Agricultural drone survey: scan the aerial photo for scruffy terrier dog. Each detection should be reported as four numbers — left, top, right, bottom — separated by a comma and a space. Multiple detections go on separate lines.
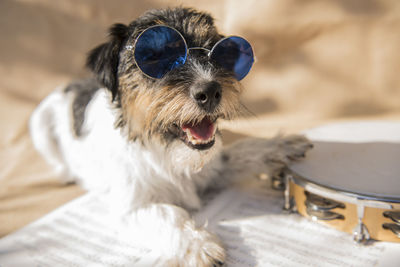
30, 7, 312, 266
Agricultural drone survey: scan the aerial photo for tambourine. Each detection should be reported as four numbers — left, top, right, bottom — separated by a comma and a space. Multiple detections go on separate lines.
283, 121, 400, 243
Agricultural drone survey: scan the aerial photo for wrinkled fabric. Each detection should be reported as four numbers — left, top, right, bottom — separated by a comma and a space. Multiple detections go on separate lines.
1, 0, 400, 236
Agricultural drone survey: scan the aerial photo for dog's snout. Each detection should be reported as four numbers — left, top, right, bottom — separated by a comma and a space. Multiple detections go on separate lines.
191, 81, 222, 112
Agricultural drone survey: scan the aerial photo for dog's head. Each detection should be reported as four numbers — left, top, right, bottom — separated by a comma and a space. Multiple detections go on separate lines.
87, 8, 253, 155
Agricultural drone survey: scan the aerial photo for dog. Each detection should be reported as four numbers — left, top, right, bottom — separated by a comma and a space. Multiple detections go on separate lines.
30, 7, 312, 266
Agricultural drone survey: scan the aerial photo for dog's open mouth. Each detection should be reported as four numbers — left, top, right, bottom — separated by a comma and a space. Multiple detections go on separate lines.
180, 117, 217, 150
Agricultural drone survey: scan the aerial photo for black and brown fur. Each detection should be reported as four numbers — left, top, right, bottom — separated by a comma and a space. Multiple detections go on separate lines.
84, 7, 246, 145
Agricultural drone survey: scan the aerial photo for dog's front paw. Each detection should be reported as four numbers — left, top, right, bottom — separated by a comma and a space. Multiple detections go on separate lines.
278, 134, 313, 162
263, 134, 313, 173
165, 228, 225, 267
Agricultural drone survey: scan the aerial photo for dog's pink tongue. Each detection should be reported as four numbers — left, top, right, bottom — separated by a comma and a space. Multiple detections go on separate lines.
183, 118, 215, 141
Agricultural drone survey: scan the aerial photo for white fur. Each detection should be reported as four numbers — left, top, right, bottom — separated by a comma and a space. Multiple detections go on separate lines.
30, 86, 311, 266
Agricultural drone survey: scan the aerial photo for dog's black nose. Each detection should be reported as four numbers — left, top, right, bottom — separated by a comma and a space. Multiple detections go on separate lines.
190, 81, 222, 112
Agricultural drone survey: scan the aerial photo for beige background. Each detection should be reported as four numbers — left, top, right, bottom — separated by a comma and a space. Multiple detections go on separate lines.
1, 0, 400, 236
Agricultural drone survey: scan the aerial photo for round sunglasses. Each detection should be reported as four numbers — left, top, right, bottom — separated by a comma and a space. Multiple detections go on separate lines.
126, 25, 255, 80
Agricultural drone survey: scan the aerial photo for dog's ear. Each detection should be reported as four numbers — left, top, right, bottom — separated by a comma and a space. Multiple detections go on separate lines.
86, 23, 129, 100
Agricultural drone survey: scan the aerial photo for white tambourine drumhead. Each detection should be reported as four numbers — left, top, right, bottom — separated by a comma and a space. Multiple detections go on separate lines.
289, 121, 400, 202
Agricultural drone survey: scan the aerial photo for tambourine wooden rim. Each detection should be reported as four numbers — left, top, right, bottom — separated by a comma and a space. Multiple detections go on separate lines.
284, 164, 400, 244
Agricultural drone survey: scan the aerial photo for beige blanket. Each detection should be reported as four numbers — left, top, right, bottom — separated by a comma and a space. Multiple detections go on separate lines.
1, 0, 399, 237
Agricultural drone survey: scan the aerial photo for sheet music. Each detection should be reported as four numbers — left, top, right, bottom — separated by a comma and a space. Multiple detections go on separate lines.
1, 178, 399, 267
0, 194, 160, 267
196, 179, 400, 267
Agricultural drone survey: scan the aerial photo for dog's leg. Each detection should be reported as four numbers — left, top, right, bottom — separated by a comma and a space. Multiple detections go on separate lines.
199, 135, 313, 189
120, 203, 225, 267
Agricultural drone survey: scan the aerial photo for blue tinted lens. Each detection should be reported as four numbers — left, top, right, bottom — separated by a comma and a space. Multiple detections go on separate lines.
134, 26, 187, 78
210, 36, 254, 80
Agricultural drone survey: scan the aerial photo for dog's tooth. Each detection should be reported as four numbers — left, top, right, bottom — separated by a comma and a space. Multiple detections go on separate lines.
186, 130, 194, 141
192, 139, 199, 145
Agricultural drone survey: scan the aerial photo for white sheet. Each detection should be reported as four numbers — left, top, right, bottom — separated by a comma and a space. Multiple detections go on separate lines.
1, 178, 399, 267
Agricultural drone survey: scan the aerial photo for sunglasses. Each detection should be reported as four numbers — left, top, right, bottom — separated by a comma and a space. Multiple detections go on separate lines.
127, 25, 255, 80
